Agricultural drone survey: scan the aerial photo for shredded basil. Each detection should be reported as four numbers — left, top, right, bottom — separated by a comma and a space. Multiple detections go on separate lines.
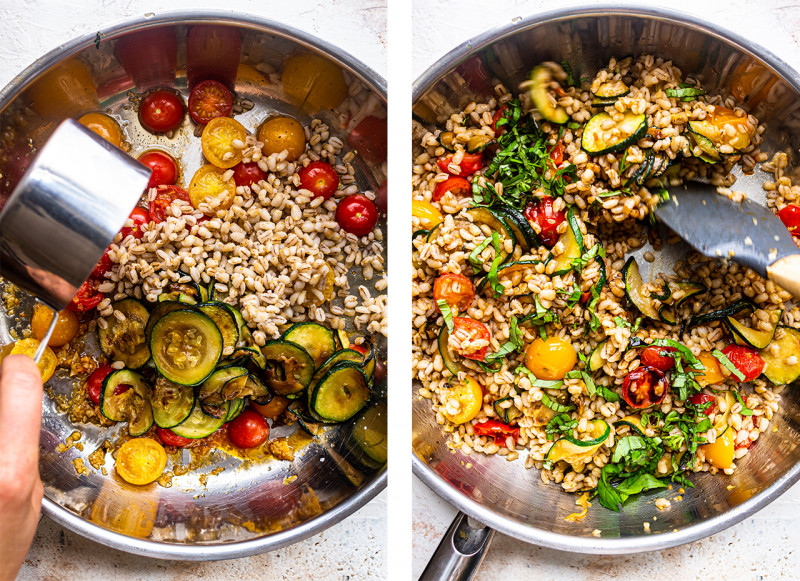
541, 393, 575, 413
468, 236, 493, 269
666, 87, 706, 101
598, 384, 620, 402
486, 232, 505, 297
517, 365, 565, 389
567, 121, 581, 130
484, 316, 524, 364
545, 413, 578, 441
437, 300, 454, 333
571, 243, 605, 274
565, 369, 597, 397
711, 348, 746, 381
731, 389, 754, 416
561, 60, 577, 87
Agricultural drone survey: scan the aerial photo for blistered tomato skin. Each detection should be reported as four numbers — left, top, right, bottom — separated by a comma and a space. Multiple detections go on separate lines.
621, 367, 669, 409
524, 196, 566, 248
228, 409, 269, 448
450, 317, 491, 361
721, 345, 765, 382
432, 177, 471, 202
86, 364, 114, 405
433, 273, 475, 314
640, 346, 677, 372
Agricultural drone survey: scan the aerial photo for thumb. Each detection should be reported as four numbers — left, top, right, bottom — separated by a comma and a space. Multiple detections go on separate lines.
0, 355, 44, 473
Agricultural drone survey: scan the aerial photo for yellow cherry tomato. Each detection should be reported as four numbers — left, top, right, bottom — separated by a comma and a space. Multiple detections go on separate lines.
78, 112, 122, 147
412, 200, 443, 230
236, 63, 268, 87
697, 352, 725, 387
201, 117, 246, 169
7, 338, 57, 382
443, 377, 483, 425
281, 53, 348, 112
525, 337, 577, 380
252, 396, 290, 420
28, 58, 98, 119
115, 438, 168, 485
31, 304, 80, 347
189, 164, 235, 215
257, 116, 306, 161
702, 426, 735, 470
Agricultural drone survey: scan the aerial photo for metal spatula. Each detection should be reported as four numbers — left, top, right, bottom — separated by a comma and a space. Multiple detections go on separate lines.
655, 182, 800, 300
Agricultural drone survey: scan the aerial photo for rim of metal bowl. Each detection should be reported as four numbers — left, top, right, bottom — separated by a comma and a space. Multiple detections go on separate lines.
1, 10, 386, 560
412, 3, 800, 554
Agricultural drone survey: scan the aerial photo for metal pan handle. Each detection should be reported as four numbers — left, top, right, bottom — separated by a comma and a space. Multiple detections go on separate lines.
419, 511, 495, 581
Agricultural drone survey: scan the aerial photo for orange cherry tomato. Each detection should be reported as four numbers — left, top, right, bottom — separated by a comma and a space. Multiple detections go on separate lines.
432, 177, 471, 202
697, 352, 725, 387
78, 112, 122, 147
188, 164, 235, 215
524, 337, 577, 380
115, 438, 167, 485
258, 116, 306, 161
433, 273, 474, 314
31, 304, 80, 347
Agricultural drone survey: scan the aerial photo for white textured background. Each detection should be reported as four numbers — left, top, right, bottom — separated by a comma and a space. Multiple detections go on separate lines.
0, 1, 387, 580
412, 1, 800, 579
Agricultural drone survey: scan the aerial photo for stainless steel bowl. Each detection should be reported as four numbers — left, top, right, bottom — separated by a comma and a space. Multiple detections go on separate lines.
413, 6, 800, 554
0, 11, 386, 560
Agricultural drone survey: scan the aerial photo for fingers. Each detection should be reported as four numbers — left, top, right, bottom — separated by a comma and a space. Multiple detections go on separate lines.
0, 355, 44, 474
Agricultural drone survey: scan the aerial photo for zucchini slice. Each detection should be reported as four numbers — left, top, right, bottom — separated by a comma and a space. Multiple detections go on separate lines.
492, 206, 539, 251
198, 366, 248, 406
494, 260, 543, 295
98, 298, 151, 369
466, 207, 515, 265
312, 349, 365, 386
231, 345, 267, 370
544, 419, 610, 466
615, 415, 646, 437
100, 369, 153, 437
581, 111, 647, 155
282, 322, 336, 368
528, 63, 569, 124
150, 310, 223, 386
552, 208, 584, 274
225, 398, 245, 422
664, 281, 707, 307
308, 362, 370, 423
622, 257, 660, 320
151, 376, 195, 429
438, 326, 466, 375
170, 403, 226, 439
687, 123, 721, 163
334, 329, 350, 350
197, 302, 239, 354
688, 300, 755, 328
260, 340, 315, 397
587, 340, 607, 372
145, 301, 195, 343
760, 326, 800, 385
593, 80, 629, 100
492, 396, 522, 424
351, 403, 387, 465
725, 309, 782, 350
359, 337, 376, 381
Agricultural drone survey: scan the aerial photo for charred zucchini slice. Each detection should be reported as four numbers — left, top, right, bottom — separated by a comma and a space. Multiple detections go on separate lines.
351, 403, 387, 465
312, 349, 365, 386
760, 326, 800, 385
592, 80, 629, 100
438, 325, 466, 375
198, 366, 248, 406
587, 340, 608, 373
100, 369, 153, 437
725, 309, 782, 350
466, 207, 515, 264
98, 298, 151, 369
308, 362, 370, 423
358, 337, 377, 381
544, 419, 610, 466
688, 300, 755, 328
492, 206, 539, 251
260, 340, 315, 397
197, 302, 239, 355
282, 322, 336, 368
581, 111, 647, 155
150, 310, 223, 385
552, 208, 584, 274
528, 63, 569, 124
687, 123, 721, 163
225, 398, 246, 422
170, 402, 226, 439
622, 257, 660, 320
145, 301, 195, 343
151, 376, 195, 429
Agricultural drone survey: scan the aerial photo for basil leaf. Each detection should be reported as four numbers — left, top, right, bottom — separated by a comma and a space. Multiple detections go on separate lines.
666, 87, 706, 101
486, 232, 505, 297
711, 348, 746, 381
731, 389, 754, 416
612, 435, 647, 463
468, 236, 494, 269
541, 393, 575, 413
614, 472, 668, 497
517, 366, 565, 389
437, 299, 454, 333
598, 384, 620, 402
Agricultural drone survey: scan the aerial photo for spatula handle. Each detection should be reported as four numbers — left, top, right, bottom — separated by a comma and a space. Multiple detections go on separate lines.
767, 254, 800, 301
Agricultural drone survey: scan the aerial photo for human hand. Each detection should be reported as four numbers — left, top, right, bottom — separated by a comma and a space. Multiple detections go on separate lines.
0, 355, 44, 581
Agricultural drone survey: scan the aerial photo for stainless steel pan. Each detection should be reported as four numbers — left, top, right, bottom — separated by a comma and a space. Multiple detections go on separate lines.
413, 6, 800, 575
0, 11, 386, 560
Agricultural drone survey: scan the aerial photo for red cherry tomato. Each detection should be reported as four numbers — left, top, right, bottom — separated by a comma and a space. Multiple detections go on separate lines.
491, 106, 509, 137
139, 150, 178, 188
349, 344, 368, 356
622, 366, 669, 409
139, 89, 185, 133
472, 419, 519, 448
157, 427, 195, 448
721, 345, 765, 382
347, 115, 387, 164
232, 162, 266, 188
299, 161, 339, 200
640, 345, 677, 372
336, 194, 379, 237
455, 55, 494, 95
149, 185, 191, 223
450, 317, 491, 361
523, 196, 566, 248
689, 393, 716, 416
432, 177, 471, 202
68, 279, 104, 312
187, 79, 233, 125
86, 364, 114, 405
120, 207, 151, 240
549, 142, 565, 167
437, 152, 484, 177
433, 273, 475, 314
228, 409, 269, 449
777, 204, 800, 238
91, 249, 113, 279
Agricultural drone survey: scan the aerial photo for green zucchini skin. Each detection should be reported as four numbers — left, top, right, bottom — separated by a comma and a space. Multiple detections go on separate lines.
587, 340, 607, 372
492, 206, 539, 251
761, 326, 800, 385
98, 298, 151, 369
725, 309, 782, 350
466, 207, 516, 265
151, 376, 195, 429
581, 111, 647, 155
592, 80, 629, 100
149, 309, 223, 386
308, 362, 370, 423
687, 300, 755, 328
552, 208, 584, 275
622, 257, 660, 320
198, 302, 240, 354
170, 403, 226, 439
282, 322, 336, 368
259, 340, 316, 398
529, 63, 569, 124
438, 326, 466, 375
100, 369, 153, 437
145, 301, 195, 343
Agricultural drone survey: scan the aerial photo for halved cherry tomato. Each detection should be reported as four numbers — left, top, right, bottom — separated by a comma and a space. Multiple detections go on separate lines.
412, 200, 443, 230
432, 177, 471, 202
472, 419, 519, 448
450, 317, 491, 361
437, 152, 483, 177
149, 185, 191, 223
201, 117, 246, 169
703, 426, 735, 469
491, 106, 509, 136
188, 80, 233, 125
299, 161, 339, 199
777, 204, 800, 238
524, 196, 565, 248
689, 393, 716, 416
120, 207, 151, 240
91, 249, 113, 279
433, 273, 474, 314
86, 364, 114, 405
549, 141, 565, 168
347, 115, 387, 164
336, 194, 378, 237
139, 89, 184, 133
442, 377, 484, 424
622, 367, 669, 409
251, 396, 290, 420
7, 339, 57, 383
228, 409, 269, 449
68, 279, 103, 312
721, 345, 765, 382
232, 162, 266, 188
189, 165, 236, 215
258, 116, 306, 161
116, 438, 168, 485
31, 304, 79, 347
78, 112, 122, 147
525, 337, 576, 380
156, 427, 194, 448
138, 150, 178, 188
640, 345, 677, 372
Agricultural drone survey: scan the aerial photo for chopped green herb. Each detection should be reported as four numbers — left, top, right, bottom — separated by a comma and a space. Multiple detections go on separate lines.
437, 300, 454, 333
541, 393, 575, 413
517, 365, 565, 389
468, 236, 494, 269
711, 348, 746, 381
731, 389, 754, 416
666, 87, 706, 101
486, 232, 505, 297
